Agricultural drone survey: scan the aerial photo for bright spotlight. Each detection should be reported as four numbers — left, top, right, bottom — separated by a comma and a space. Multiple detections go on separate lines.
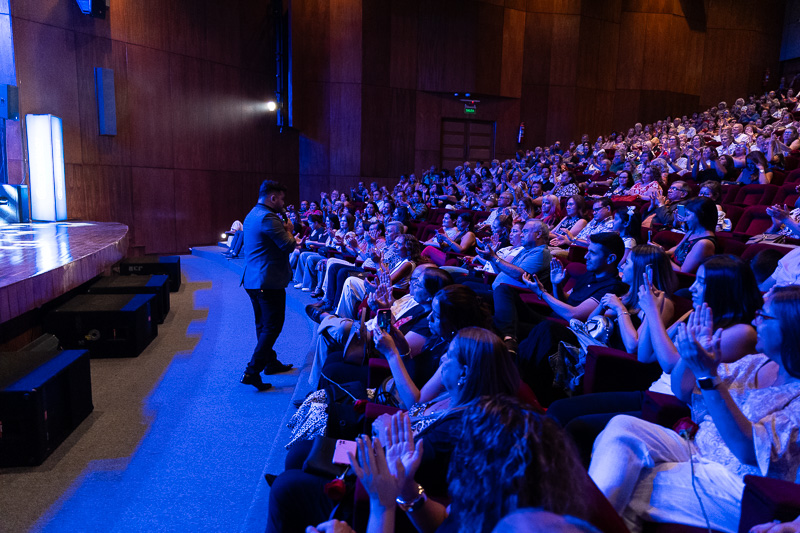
266, 101, 277, 112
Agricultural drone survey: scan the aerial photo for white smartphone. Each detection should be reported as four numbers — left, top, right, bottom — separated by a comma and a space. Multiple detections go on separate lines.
332, 439, 357, 465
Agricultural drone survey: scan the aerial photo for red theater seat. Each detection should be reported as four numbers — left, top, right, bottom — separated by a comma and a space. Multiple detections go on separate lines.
731, 184, 779, 207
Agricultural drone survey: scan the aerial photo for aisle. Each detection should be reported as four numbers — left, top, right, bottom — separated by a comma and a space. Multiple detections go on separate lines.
0, 255, 314, 533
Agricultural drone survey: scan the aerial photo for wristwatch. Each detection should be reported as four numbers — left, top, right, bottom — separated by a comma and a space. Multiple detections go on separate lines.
696, 376, 722, 390
396, 484, 427, 512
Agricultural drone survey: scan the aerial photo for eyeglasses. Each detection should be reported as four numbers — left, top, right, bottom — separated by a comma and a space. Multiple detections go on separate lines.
755, 309, 777, 321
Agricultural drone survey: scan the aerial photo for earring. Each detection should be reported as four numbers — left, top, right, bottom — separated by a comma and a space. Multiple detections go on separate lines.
457, 376, 466, 387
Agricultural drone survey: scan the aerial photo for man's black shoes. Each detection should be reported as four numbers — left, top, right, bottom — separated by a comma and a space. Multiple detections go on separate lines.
264, 361, 294, 375
241, 372, 272, 391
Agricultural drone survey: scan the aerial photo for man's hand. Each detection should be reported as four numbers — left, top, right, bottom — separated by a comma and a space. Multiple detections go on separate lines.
550, 258, 566, 285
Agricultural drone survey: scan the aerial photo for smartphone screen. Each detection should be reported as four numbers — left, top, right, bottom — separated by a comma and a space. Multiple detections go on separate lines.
377, 309, 391, 329
645, 264, 654, 285
677, 205, 687, 218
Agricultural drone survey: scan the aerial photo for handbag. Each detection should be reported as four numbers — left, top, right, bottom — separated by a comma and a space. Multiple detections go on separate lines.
342, 307, 370, 365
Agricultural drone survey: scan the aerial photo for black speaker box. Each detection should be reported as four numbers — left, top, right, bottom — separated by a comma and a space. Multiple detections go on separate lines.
120, 256, 181, 292
0, 348, 93, 467
87, 274, 170, 324
45, 294, 157, 358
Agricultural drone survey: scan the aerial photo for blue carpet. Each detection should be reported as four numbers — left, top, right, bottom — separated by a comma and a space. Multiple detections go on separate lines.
18, 254, 317, 532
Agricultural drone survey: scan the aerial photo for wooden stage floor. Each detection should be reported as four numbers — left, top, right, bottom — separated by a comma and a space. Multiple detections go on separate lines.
0, 222, 129, 324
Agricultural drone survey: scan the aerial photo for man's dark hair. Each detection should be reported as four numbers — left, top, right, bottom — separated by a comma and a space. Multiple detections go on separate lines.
593, 197, 613, 211
750, 248, 784, 285
259, 180, 287, 198
307, 213, 323, 225
421, 267, 454, 297
589, 232, 625, 267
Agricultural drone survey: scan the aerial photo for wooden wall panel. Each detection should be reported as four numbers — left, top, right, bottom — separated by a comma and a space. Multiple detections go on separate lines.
174, 169, 213, 251
549, 15, 580, 87
389, 88, 416, 175
500, 7, 525, 98
64, 164, 86, 220
620, 0, 674, 14
526, 0, 581, 14
298, 81, 331, 176
361, 0, 390, 87
126, 44, 174, 168
131, 167, 176, 254
331, 0, 362, 84
204, 0, 241, 67
74, 33, 130, 167
520, 84, 550, 148
170, 54, 209, 170
13, 19, 82, 164
206, 61, 244, 172
114, 0, 171, 51
330, 83, 362, 177
168, 0, 207, 59
80, 165, 134, 230
360, 85, 391, 177
241, 70, 275, 174
474, 2, 503, 96
389, 0, 419, 90
615, 11, 645, 90
414, 91, 442, 152
523, 13, 553, 86
545, 86, 576, 145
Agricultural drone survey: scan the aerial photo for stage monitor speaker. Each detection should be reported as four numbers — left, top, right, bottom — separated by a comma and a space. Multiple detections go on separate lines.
45, 294, 157, 358
94, 68, 116, 135
0, 349, 93, 467
0, 184, 29, 225
0, 84, 19, 120
120, 256, 181, 292
87, 274, 170, 324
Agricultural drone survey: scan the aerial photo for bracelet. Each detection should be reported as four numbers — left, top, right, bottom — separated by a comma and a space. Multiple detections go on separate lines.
396, 485, 427, 512
619, 311, 630, 316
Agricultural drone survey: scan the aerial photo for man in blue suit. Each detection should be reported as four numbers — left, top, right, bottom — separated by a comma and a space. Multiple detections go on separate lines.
240, 180, 297, 390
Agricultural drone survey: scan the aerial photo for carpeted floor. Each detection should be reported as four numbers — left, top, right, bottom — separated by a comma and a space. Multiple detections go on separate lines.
0, 253, 318, 532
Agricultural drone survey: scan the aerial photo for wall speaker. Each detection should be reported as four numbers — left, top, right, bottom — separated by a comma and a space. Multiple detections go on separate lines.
0, 84, 18, 120
94, 68, 116, 136
75, 0, 106, 19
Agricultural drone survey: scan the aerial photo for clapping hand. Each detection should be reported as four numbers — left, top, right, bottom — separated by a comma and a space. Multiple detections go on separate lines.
600, 293, 626, 316
384, 412, 423, 498
766, 204, 791, 223
522, 272, 546, 297
348, 435, 404, 509
675, 303, 723, 379
550, 258, 566, 285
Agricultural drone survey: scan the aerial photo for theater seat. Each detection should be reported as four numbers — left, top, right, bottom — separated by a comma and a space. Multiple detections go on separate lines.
740, 242, 792, 263
721, 204, 744, 230
731, 184, 779, 207
785, 168, 800, 184
773, 184, 800, 207
731, 206, 774, 239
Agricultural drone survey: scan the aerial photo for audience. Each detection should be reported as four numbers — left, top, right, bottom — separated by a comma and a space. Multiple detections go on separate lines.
242, 85, 800, 532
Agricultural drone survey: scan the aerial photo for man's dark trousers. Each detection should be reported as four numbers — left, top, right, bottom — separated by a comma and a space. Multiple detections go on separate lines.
245, 288, 286, 374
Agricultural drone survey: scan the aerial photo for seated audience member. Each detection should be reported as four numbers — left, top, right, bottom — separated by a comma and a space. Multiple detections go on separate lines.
589, 286, 800, 533
350, 396, 593, 533
423, 213, 470, 251
405, 190, 429, 222
656, 197, 718, 273
551, 170, 581, 197
567, 198, 616, 247
612, 206, 643, 262
266, 327, 519, 533
643, 180, 692, 230
476, 219, 552, 294
519, 244, 674, 406
698, 180, 730, 231
750, 248, 787, 291
497, 232, 628, 351
549, 195, 588, 248
549, 254, 761, 463
736, 151, 773, 185
290, 213, 325, 268
605, 171, 635, 197
293, 214, 340, 289
305, 266, 452, 386
334, 233, 420, 319
629, 167, 663, 201
477, 191, 517, 231
537, 194, 562, 229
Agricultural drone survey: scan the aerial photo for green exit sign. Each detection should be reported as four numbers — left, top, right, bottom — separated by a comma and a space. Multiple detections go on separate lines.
464, 106, 476, 114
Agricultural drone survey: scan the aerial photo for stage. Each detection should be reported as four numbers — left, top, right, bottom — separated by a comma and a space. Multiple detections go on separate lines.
0, 222, 129, 324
